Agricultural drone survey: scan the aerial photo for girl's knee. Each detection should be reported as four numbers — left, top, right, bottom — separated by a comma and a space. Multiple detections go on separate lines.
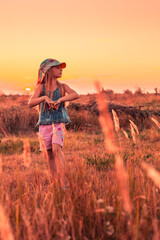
52, 144, 61, 155
47, 148, 53, 158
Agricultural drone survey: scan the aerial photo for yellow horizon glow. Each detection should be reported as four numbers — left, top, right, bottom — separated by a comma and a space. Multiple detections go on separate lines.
25, 88, 31, 91
0, 0, 160, 94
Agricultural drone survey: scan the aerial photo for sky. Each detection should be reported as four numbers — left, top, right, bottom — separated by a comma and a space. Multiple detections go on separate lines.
0, 0, 160, 95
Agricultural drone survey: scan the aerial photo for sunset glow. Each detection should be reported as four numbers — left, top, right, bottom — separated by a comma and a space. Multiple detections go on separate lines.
25, 88, 31, 91
0, 0, 160, 94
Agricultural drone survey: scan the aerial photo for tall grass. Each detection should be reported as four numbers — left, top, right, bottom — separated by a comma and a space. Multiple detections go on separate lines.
0, 91, 159, 239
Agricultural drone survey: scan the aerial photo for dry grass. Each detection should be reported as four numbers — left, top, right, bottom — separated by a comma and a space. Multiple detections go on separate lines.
0, 91, 160, 239
0, 125, 160, 239
0, 93, 160, 135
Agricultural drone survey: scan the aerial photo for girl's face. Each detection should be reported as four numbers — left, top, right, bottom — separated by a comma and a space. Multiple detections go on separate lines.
50, 65, 63, 78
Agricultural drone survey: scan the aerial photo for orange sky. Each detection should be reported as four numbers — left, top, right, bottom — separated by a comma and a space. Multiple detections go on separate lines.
0, 0, 160, 94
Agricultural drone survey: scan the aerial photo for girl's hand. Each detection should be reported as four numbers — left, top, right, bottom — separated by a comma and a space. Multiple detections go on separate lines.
50, 98, 62, 109
53, 99, 62, 106
44, 96, 51, 104
44, 96, 54, 109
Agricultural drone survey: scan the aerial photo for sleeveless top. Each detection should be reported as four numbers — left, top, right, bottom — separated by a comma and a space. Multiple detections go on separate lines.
36, 84, 71, 126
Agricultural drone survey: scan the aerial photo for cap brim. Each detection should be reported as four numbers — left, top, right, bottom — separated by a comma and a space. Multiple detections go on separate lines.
59, 62, 66, 69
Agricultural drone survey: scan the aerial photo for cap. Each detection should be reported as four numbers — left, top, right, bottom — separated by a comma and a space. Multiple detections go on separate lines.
37, 58, 66, 84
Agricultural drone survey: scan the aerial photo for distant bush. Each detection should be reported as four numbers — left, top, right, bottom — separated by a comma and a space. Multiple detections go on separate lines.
154, 87, 160, 95
104, 89, 114, 94
134, 87, 144, 95
67, 109, 88, 131
124, 89, 132, 95
8, 94, 18, 101
67, 108, 100, 132
0, 106, 38, 134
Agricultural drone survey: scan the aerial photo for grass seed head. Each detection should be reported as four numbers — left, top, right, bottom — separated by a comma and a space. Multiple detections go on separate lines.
151, 117, 160, 129
130, 123, 136, 143
121, 128, 129, 139
129, 120, 139, 135
142, 162, 160, 189
112, 109, 120, 132
95, 199, 105, 213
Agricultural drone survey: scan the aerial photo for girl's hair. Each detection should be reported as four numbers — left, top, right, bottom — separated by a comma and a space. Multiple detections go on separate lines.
37, 66, 66, 113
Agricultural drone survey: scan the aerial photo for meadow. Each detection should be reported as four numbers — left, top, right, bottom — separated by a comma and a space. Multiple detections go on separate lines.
0, 88, 160, 239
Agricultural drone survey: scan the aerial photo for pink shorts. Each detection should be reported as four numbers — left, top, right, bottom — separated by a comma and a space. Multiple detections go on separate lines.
39, 123, 65, 150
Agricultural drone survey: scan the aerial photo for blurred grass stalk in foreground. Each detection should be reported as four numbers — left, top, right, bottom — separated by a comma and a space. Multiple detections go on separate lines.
95, 81, 132, 216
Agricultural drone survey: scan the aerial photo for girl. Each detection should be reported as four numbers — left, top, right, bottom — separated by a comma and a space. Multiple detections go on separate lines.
28, 58, 79, 187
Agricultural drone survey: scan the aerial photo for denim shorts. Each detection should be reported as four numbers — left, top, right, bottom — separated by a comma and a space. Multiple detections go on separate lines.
39, 123, 65, 150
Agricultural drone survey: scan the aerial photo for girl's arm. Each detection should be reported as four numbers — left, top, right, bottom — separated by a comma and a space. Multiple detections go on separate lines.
60, 84, 79, 102
45, 84, 79, 108
28, 84, 51, 108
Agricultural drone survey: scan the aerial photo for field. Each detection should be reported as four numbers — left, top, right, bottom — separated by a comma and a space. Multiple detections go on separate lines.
0, 89, 160, 239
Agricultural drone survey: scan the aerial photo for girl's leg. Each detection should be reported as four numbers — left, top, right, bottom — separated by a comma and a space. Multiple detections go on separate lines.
47, 148, 57, 178
39, 125, 56, 177
52, 143, 66, 187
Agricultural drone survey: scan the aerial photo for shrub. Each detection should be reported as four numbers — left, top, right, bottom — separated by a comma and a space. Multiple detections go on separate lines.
124, 89, 132, 95
104, 89, 114, 94
134, 87, 143, 95
0, 137, 40, 155
0, 106, 39, 134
